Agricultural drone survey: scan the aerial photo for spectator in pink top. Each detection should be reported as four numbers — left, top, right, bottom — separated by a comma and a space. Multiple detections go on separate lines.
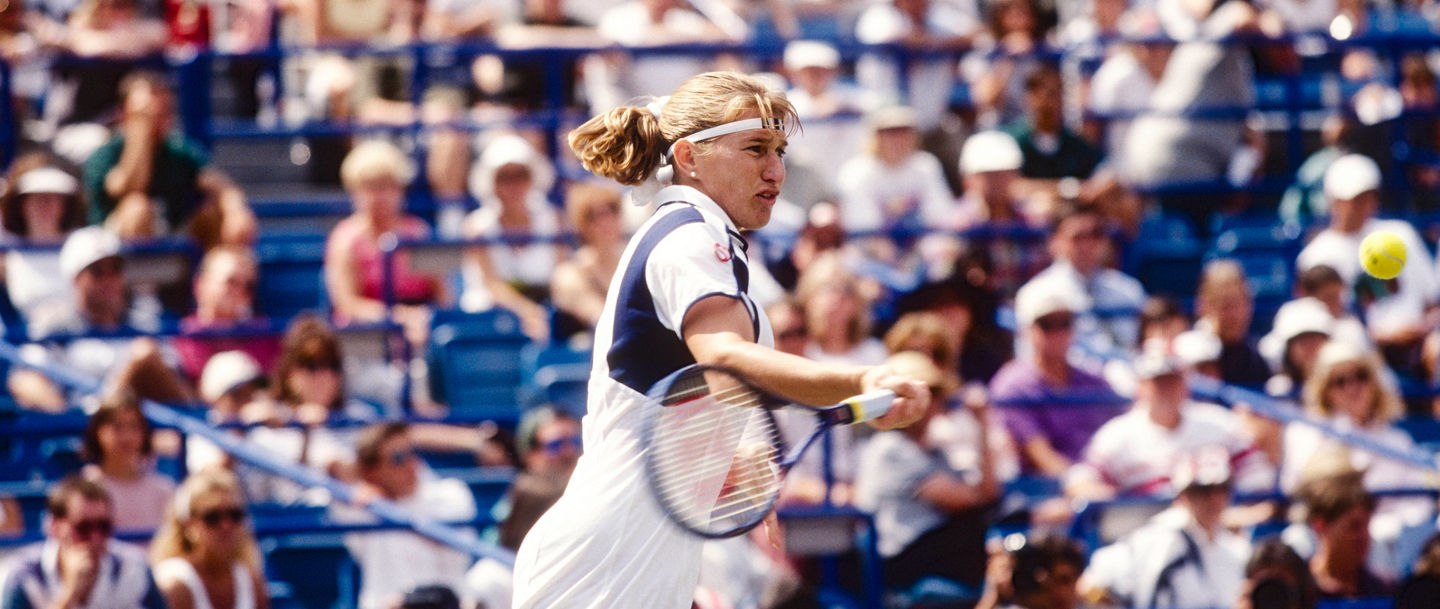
174, 245, 281, 382
325, 140, 450, 341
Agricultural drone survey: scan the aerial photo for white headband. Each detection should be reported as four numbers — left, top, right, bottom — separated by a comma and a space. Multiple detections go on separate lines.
666, 117, 785, 159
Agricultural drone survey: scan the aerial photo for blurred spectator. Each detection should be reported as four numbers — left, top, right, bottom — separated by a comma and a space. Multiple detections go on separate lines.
1025, 202, 1144, 355
241, 315, 379, 503
1293, 469, 1394, 599
1294, 265, 1369, 350
0, 476, 165, 609
835, 106, 955, 264
1173, 329, 1224, 380
186, 350, 266, 474
1297, 154, 1437, 376
41, 0, 167, 158
1281, 340, 1433, 530
285, 0, 418, 119
887, 311, 1022, 483
0, 0, 64, 137
778, 254, 886, 504
960, 0, 1048, 130
855, 0, 977, 132
953, 131, 1049, 298
1124, 0, 1268, 230
1081, 446, 1251, 609
1260, 298, 1334, 399
1085, 10, 1171, 173
582, 0, 734, 112
460, 133, 566, 341
551, 183, 625, 338
0, 154, 88, 325
1194, 259, 1270, 389
1006, 64, 1103, 184
173, 245, 282, 382
856, 352, 998, 590
149, 470, 268, 609
0, 497, 20, 537
990, 275, 1123, 476
894, 273, 1014, 384
1138, 295, 1189, 348
324, 139, 449, 340
1396, 534, 1440, 609
976, 533, 1087, 609
1065, 351, 1274, 501
9, 227, 195, 412
466, 408, 580, 609
82, 71, 256, 249
80, 389, 175, 535
1233, 537, 1320, 609
1398, 54, 1440, 211
342, 422, 477, 609
766, 299, 808, 357
1279, 115, 1354, 225
781, 39, 873, 199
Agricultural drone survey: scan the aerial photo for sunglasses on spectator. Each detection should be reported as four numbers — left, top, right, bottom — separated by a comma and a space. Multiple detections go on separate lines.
298, 361, 340, 372
540, 435, 582, 454
71, 518, 113, 538
1329, 368, 1371, 389
198, 507, 247, 527
1034, 315, 1075, 332
776, 327, 805, 341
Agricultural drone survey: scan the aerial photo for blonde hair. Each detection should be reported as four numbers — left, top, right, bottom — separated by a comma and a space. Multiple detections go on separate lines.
567, 72, 799, 186
1301, 342, 1404, 425
150, 470, 262, 573
795, 252, 871, 345
565, 182, 623, 238
340, 139, 416, 190
884, 311, 959, 373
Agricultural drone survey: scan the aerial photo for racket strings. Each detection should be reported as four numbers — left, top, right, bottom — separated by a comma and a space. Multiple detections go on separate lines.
650, 385, 782, 532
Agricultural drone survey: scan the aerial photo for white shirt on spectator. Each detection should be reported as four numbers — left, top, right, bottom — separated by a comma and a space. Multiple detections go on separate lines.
1280, 415, 1435, 529
1067, 401, 1276, 496
854, 0, 979, 130
339, 471, 478, 609
460, 195, 562, 312
1297, 219, 1438, 337
1087, 49, 1156, 175
586, 2, 719, 111
835, 151, 955, 235
854, 431, 953, 557
1084, 506, 1250, 609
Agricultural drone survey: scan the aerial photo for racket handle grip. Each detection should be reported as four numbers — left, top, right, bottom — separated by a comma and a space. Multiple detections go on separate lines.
841, 390, 896, 424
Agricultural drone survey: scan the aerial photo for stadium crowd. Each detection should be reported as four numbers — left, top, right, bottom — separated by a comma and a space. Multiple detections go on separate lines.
6, 0, 1440, 606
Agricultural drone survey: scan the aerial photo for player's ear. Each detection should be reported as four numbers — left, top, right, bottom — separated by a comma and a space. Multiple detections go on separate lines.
672, 140, 697, 176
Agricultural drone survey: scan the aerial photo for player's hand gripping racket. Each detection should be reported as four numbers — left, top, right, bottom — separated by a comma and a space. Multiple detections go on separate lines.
642, 364, 895, 538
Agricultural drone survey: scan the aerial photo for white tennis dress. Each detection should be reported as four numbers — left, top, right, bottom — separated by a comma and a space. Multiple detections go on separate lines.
512, 186, 772, 609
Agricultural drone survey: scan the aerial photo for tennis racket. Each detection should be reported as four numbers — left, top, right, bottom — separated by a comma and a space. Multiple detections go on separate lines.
642, 363, 895, 538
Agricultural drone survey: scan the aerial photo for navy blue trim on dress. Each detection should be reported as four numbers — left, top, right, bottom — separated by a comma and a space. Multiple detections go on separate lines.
606, 207, 707, 393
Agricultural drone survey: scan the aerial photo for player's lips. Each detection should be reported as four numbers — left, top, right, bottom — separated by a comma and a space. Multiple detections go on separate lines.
756, 188, 779, 204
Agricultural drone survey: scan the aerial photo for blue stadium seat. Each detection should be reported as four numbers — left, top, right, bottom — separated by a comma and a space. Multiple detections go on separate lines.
264, 539, 359, 609
518, 342, 592, 415
429, 309, 533, 422
256, 236, 329, 319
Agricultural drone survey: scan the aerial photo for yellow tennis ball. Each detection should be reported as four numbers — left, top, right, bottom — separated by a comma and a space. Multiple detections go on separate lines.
1359, 230, 1406, 279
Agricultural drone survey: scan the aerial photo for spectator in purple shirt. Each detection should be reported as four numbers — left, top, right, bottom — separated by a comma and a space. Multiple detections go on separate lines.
989, 274, 1124, 477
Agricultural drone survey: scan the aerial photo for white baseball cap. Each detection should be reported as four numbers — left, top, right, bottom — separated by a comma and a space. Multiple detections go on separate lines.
1172, 329, 1222, 367
869, 106, 918, 131
1260, 298, 1334, 367
200, 351, 264, 403
59, 226, 122, 281
1171, 445, 1232, 492
16, 167, 78, 196
960, 131, 1023, 175
783, 40, 840, 71
1323, 154, 1381, 202
1014, 276, 1084, 328
1134, 349, 1183, 379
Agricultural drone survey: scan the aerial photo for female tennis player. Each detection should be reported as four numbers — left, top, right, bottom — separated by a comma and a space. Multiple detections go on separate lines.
510, 71, 930, 609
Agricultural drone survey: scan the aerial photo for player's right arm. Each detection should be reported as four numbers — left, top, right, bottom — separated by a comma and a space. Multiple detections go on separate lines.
682, 295, 927, 430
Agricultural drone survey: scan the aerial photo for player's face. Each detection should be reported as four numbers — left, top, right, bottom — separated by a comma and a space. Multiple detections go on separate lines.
691, 120, 787, 231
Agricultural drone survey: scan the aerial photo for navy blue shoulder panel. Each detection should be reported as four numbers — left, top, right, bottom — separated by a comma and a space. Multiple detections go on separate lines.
607, 207, 708, 393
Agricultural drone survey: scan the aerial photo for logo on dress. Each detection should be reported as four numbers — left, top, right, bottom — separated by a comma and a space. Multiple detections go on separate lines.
714, 243, 732, 262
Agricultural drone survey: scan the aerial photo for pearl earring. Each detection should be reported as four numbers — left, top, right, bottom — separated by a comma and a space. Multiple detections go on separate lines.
690, 171, 697, 178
